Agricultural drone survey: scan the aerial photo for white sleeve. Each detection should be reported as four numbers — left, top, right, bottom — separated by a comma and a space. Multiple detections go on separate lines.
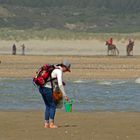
59, 85, 67, 97
52, 69, 67, 97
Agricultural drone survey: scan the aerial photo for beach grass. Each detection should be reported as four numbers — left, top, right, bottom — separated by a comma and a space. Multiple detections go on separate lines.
0, 28, 140, 41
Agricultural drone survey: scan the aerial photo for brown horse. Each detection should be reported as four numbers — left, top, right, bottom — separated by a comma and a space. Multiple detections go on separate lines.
105, 41, 119, 56
126, 41, 134, 56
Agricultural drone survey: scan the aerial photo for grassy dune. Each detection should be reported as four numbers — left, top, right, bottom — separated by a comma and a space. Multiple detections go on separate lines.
0, 28, 140, 41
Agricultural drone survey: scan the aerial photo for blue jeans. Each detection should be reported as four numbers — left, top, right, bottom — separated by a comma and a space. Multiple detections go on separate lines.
39, 87, 56, 122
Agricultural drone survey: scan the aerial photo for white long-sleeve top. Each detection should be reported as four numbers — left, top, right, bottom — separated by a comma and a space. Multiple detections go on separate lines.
44, 66, 67, 97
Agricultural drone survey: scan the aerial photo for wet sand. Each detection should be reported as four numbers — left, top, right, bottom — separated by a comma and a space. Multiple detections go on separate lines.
0, 111, 140, 140
0, 54, 140, 80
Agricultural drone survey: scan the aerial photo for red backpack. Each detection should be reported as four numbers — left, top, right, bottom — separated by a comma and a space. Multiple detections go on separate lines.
33, 64, 55, 87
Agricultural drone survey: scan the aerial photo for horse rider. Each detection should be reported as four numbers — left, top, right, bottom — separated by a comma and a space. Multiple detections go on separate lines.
128, 38, 134, 45
107, 37, 113, 46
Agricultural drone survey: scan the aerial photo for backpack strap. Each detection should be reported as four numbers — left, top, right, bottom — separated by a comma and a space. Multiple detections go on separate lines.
46, 67, 61, 91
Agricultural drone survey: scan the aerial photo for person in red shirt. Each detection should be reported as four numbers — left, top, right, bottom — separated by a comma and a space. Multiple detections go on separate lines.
107, 37, 113, 45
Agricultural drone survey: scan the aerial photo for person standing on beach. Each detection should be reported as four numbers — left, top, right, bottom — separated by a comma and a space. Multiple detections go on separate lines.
21, 44, 25, 55
38, 60, 71, 128
12, 44, 16, 55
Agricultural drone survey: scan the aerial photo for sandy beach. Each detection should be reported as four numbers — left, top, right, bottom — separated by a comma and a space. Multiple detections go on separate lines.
0, 54, 140, 140
0, 39, 140, 55
0, 111, 140, 140
0, 38, 140, 79
0, 54, 140, 79
0, 39, 140, 140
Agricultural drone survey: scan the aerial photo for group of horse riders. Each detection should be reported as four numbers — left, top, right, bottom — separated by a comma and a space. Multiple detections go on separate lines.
106, 37, 135, 56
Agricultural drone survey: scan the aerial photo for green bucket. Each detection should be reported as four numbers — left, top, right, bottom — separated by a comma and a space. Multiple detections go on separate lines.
64, 100, 73, 112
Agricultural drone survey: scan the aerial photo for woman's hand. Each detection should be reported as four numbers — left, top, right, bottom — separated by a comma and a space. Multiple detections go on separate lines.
64, 96, 69, 102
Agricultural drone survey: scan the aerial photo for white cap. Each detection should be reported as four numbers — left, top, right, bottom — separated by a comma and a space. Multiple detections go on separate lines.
62, 60, 71, 72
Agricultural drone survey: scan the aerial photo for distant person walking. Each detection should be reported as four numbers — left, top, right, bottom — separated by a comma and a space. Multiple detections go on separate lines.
12, 44, 16, 55
21, 44, 25, 55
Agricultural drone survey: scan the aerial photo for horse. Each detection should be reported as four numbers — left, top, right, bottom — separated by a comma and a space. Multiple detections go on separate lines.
126, 41, 134, 56
105, 41, 119, 56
